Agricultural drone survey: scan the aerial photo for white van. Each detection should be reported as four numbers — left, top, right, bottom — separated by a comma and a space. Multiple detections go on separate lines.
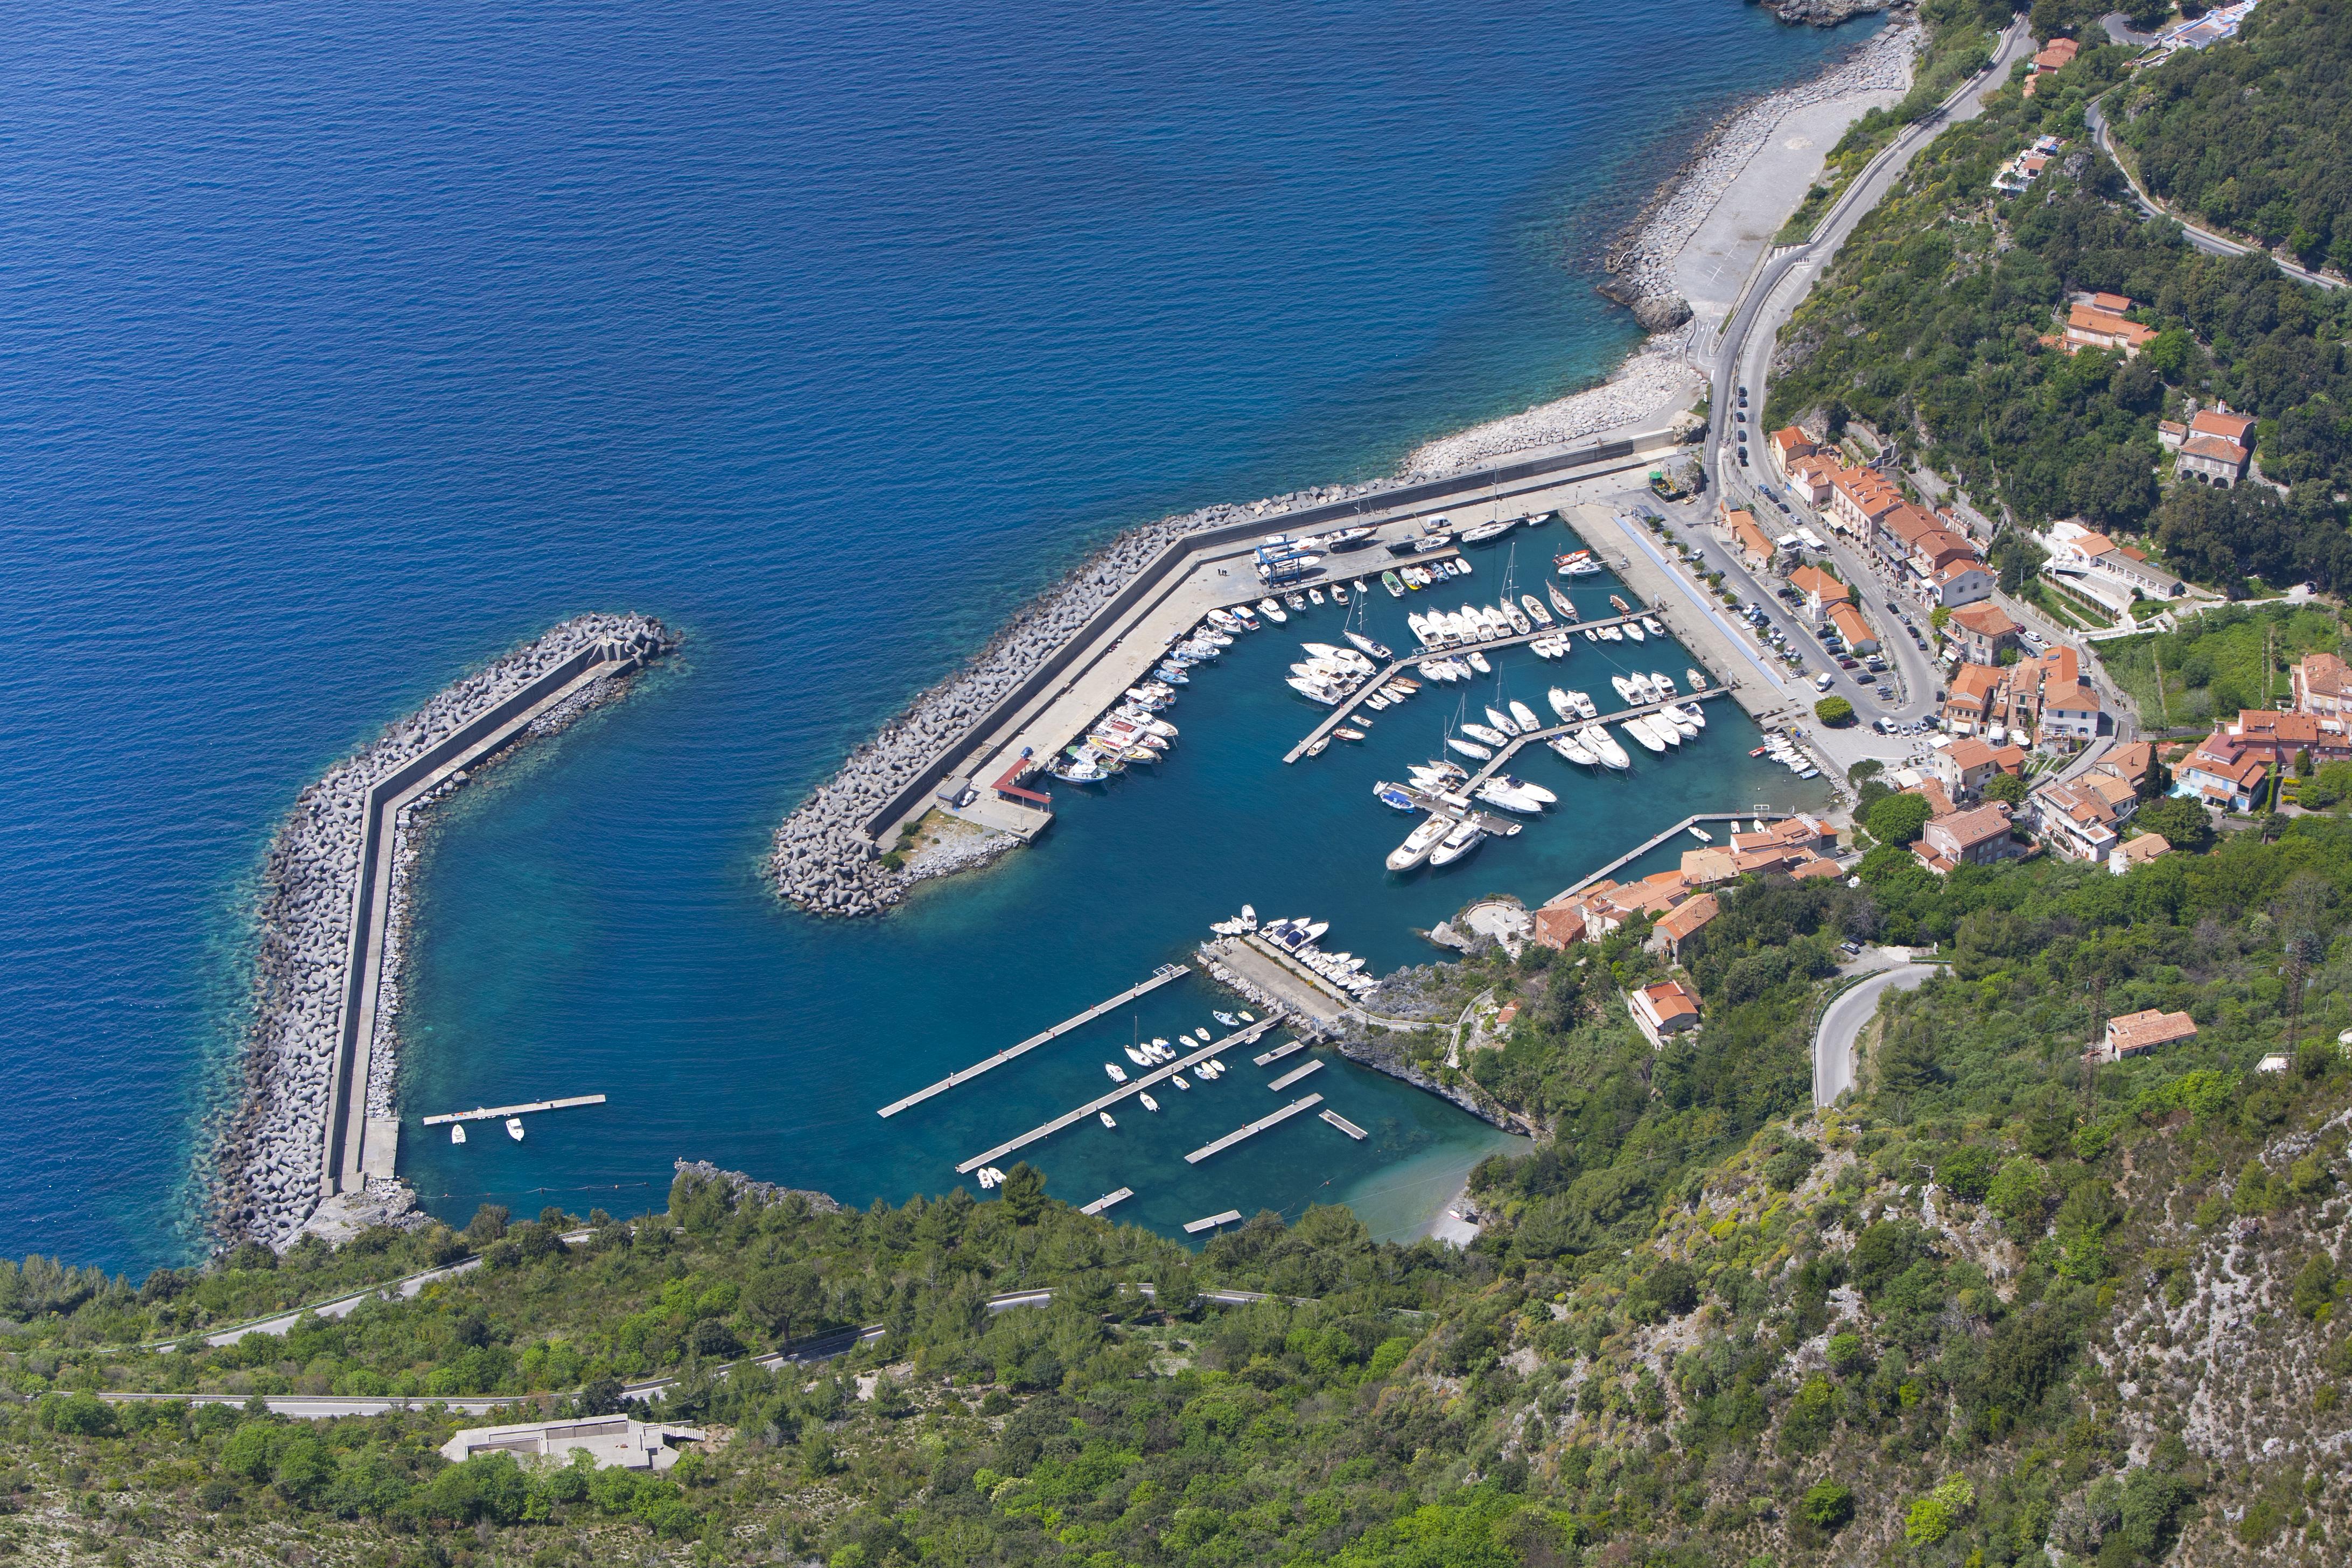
1814, 671, 1836, 692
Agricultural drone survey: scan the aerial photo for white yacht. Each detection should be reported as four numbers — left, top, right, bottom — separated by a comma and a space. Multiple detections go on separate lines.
1105, 1062, 1128, 1083
1461, 722, 1510, 746
1549, 732, 1599, 767
1448, 736, 1494, 761
1509, 699, 1541, 732
1100, 1111, 1117, 1129
1466, 652, 1492, 674
1140, 1094, 1160, 1112
1585, 725, 1630, 769
1387, 814, 1455, 870
450, 1124, 466, 1145
1428, 820, 1486, 867
1257, 597, 1287, 622
1483, 706, 1518, 736
505, 1117, 524, 1142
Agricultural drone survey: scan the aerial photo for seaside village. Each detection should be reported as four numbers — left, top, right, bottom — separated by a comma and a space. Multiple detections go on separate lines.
1497, 411, 2341, 1066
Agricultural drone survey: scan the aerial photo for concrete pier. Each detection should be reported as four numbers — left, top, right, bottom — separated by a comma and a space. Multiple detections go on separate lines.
1253, 1039, 1308, 1068
1267, 1060, 1324, 1092
1079, 1188, 1133, 1216
1184, 1094, 1326, 1164
421, 1095, 606, 1126
875, 964, 1188, 1118
953, 1017, 1280, 1174
1184, 1209, 1244, 1234
1319, 1108, 1368, 1140
1281, 608, 1655, 765
220, 613, 670, 1249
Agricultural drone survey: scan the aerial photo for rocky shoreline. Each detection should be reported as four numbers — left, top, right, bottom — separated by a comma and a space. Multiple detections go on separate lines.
1600, 16, 1918, 327
213, 613, 673, 1250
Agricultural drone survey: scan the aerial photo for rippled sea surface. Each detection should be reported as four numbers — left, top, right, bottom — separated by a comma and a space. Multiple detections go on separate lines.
0, 0, 1866, 1271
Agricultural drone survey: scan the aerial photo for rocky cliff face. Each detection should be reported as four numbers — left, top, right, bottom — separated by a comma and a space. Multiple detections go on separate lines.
1763, 0, 1896, 26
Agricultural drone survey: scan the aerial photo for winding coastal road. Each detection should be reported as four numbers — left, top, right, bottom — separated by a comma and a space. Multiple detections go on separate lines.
2086, 99, 2344, 291
1814, 961, 1939, 1108
1635, 20, 2038, 736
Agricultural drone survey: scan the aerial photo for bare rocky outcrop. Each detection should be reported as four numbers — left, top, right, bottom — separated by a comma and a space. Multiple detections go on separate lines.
671, 1159, 843, 1215
213, 613, 673, 1252
1765, 0, 1896, 26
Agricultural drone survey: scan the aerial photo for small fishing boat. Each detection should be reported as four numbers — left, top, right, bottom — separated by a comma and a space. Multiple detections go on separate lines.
1688, 666, 1707, 692
1139, 1094, 1160, 1112
506, 1117, 524, 1142
1100, 1111, 1117, 1129
1599, 624, 1623, 643
450, 1124, 466, 1145
976, 1168, 997, 1189
1214, 1011, 1239, 1027
1642, 617, 1665, 637
1623, 620, 1646, 642
1688, 824, 1712, 842
1286, 592, 1307, 611
1610, 595, 1632, 615
1230, 604, 1261, 630
1382, 570, 1405, 597
1105, 1063, 1128, 1083
1308, 587, 1325, 605
1172, 1075, 1189, 1089
1258, 597, 1287, 622
1334, 726, 1367, 741
1195, 1027, 1213, 1041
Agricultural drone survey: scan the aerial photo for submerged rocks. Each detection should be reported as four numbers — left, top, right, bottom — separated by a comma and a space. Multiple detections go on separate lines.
215, 613, 672, 1252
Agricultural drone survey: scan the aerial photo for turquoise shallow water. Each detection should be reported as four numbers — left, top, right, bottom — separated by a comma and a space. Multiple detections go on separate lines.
0, 0, 1868, 1270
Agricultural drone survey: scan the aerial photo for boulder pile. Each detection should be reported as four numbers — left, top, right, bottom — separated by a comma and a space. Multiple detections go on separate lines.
214, 613, 672, 1250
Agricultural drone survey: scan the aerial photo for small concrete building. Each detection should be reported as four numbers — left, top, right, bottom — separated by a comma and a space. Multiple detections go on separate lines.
1944, 601, 2020, 666
440, 1418, 706, 1473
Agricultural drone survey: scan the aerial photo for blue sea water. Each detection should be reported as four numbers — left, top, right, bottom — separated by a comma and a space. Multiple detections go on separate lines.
0, 1, 1868, 1275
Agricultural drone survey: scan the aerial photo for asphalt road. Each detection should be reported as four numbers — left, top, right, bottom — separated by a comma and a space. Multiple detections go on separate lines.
1667, 20, 2035, 733
2087, 99, 2344, 291
107, 1282, 1284, 1418
1815, 962, 1939, 1107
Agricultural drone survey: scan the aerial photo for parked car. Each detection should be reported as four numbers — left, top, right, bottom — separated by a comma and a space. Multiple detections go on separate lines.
1855, 671, 1878, 685
1837, 656, 1859, 670
1738, 447, 1749, 465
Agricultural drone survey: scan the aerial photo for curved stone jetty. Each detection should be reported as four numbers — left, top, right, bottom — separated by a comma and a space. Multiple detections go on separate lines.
216, 613, 673, 1249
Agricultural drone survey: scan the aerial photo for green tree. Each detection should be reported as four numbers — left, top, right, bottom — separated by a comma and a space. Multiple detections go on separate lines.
998, 1162, 1048, 1224
744, 1264, 823, 1344
1802, 1480, 1855, 1532
1816, 696, 1856, 726
1988, 1157, 2050, 1233
1984, 772, 2028, 806
2133, 795, 2214, 852
1867, 791, 1934, 846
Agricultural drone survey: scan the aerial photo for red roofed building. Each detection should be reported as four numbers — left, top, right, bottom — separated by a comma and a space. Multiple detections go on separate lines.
1828, 601, 1879, 654
2292, 653, 2352, 718
2175, 734, 2270, 813
1789, 564, 1852, 619
1787, 452, 1840, 506
1914, 801, 2026, 874
2225, 709, 2352, 767
1945, 601, 2020, 665
2063, 303, 2157, 355
1628, 979, 1701, 1046
2101, 1007, 2197, 1060
1827, 466, 1904, 540
1767, 426, 1817, 479
1719, 505, 1776, 571
1933, 736, 2005, 802
1654, 893, 1720, 960
2178, 432, 2249, 486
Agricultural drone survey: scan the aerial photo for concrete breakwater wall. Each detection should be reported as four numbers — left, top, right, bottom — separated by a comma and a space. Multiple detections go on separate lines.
217, 613, 673, 1249
769, 435, 1653, 916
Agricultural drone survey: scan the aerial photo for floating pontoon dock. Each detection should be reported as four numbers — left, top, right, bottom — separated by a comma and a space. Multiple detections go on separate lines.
878, 964, 1188, 1117
953, 1017, 1280, 1174
1282, 607, 1658, 764
1253, 1038, 1307, 1068
1079, 1188, 1133, 1217
1184, 1209, 1244, 1235
1184, 1093, 1326, 1164
1318, 1108, 1368, 1140
1267, 1060, 1324, 1092
422, 1095, 606, 1127
1453, 689, 1734, 792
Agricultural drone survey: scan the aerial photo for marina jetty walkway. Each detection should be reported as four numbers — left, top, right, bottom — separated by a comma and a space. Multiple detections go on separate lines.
1555, 811, 1796, 901
954, 1017, 1280, 1174
1186, 1093, 1325, 1164
1280, 608, 1652, 764
421, 1095, 606, 1127
876, 964, 1188, 1118
879, 429, 1691, 848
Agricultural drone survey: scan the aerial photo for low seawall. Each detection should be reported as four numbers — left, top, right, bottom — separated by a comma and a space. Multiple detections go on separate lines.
771, 432, 1670, 916
216, 613, 673, 1249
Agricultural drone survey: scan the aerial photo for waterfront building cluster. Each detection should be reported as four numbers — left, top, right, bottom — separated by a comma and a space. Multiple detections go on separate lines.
218, 613, 670, 1248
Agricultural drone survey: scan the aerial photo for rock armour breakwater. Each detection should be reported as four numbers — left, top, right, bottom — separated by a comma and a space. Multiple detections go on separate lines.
767, 481, 1396, 917
216, 613, 673, 1249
